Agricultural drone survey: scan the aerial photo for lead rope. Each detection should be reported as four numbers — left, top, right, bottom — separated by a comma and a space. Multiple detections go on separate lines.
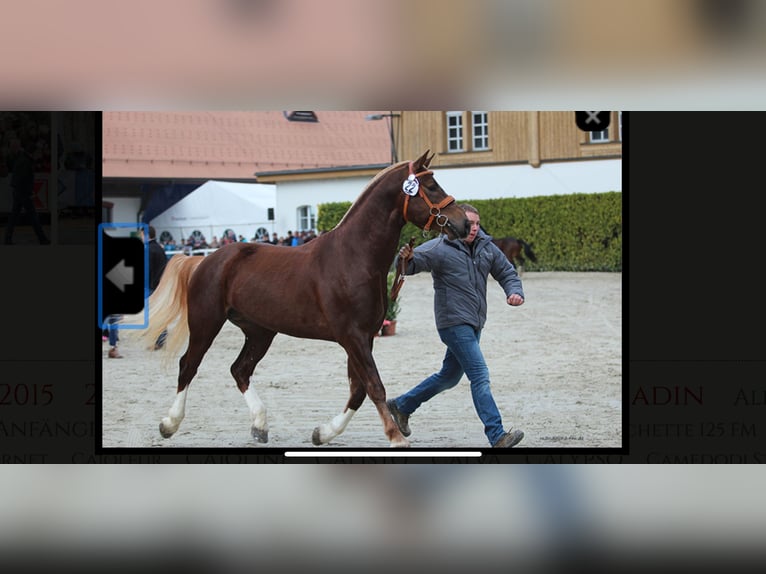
390, 236, 416, 302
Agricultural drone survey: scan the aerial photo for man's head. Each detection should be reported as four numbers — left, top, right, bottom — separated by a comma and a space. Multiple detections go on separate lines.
459, 203, 481, 244
139, 225, 157, 241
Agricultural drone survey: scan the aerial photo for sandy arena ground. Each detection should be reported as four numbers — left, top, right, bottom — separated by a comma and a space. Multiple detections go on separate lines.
102, 271, 622, 449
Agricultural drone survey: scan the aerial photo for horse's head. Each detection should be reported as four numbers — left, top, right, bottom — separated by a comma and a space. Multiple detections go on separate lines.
398, 150, 470, 240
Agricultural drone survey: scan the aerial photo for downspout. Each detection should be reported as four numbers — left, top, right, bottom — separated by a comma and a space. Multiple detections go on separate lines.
527, 111, 541, 168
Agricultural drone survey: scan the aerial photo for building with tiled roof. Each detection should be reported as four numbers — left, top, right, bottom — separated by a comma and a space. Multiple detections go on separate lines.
103, 111, 621, 241
103, 111, 391, 180
102, 111, 393, 240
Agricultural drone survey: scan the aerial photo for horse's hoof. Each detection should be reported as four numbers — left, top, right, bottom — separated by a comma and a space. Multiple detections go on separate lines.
159, 422, 174, 439
251, 427, 268, 443
311, 427, 323, 446
391, 438, 411, 448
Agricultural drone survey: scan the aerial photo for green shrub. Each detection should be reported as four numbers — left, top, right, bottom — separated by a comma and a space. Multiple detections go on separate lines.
318, 191, 622, 271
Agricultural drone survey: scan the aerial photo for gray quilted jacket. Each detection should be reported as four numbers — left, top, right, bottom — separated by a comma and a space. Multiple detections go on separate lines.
394, 231, 524, 330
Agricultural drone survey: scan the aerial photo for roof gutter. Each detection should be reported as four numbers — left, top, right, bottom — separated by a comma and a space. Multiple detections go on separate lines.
254, 163, 389, 178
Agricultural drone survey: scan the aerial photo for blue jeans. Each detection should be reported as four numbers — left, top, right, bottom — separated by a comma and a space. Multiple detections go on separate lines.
106, 314, 120, 346
394, 324, 505, 445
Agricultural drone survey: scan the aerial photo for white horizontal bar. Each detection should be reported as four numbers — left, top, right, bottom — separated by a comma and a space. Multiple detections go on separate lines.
284, 451, 483, 457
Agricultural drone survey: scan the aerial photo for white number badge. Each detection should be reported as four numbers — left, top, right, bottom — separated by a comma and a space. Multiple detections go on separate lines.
402, 174, 420, 196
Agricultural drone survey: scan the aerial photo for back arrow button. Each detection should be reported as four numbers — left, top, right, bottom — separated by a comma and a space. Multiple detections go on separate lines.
106, 259, 134, 293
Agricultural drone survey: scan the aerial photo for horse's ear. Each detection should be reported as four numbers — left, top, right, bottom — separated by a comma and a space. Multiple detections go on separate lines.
414, 150, 430, 169
425, 151, 435, 167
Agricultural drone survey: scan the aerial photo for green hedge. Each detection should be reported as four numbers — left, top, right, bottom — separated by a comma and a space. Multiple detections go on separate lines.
318, 191, 622, 271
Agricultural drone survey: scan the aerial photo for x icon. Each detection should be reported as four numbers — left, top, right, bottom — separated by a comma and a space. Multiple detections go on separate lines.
575, 111, 611, 132
585, 111, 601, 124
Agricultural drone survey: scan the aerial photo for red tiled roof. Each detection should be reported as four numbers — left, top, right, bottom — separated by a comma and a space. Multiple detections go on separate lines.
103, 111, 392, 179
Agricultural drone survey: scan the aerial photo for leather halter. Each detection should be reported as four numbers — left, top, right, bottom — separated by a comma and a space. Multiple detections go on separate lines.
402, 161, 456, 233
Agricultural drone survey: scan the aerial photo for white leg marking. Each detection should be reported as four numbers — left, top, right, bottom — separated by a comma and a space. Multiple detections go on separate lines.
315, 408, 356, 444
390, 436, 410, 448
243, 385, 268, 432
160, 387, 188, 436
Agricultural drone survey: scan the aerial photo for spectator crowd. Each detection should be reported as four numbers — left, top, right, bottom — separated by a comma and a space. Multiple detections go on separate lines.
159, 229, 320, 255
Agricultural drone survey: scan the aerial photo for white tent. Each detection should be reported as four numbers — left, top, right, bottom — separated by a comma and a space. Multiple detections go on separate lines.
150, 180, 276, 245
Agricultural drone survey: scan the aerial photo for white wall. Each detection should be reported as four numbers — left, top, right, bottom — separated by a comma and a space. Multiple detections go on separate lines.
274, 159, 621, 237
276, 176, 370, 237
438, 159, 621, 199
103, 196, 142, 237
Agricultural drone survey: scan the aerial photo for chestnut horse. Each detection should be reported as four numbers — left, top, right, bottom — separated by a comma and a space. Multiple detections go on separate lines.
141, 151, 469, 447
491, 236, 537, 273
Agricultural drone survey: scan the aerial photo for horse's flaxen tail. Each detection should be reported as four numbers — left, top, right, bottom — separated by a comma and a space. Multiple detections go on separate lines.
140, 254, 205, 361
521, 240, 538, 263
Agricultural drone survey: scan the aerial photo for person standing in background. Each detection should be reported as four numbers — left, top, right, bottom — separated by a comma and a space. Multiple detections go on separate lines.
4, 138, 50, 245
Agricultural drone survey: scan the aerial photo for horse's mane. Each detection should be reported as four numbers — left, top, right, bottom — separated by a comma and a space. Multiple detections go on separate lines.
367, 159, 407, 188
333, 160, 408, 230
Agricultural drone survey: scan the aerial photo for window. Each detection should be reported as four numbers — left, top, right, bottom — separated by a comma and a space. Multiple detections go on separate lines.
254, 227, 269, 240
446, 111, 489, 153
159, 231, 174, 244
446, 111, 464, 152
297, 205, 315, 232
284, 111, 318, 122
590, 127, 609, 143
472, 112, 489, 150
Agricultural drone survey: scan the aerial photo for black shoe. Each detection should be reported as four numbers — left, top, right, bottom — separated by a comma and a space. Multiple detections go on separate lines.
386, 399, 411, 437
492, 429, 524, 448
4, 238, 12, 245
40, 238, 51, 245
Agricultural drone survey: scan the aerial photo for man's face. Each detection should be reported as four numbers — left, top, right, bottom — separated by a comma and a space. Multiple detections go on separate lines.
464, 211, 480, 244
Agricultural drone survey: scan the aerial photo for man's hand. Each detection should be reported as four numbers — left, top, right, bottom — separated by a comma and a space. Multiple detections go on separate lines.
399, 243, 414, 261
507, 293, 524, 306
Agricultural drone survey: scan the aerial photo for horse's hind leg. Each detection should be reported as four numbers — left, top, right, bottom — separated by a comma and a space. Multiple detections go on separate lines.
159, 314, 226, 439
312, 358, 367, 445
230, 325, 277, 443
314, 336, 410, 447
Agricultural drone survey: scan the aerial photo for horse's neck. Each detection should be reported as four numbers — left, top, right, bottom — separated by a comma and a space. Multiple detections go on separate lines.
333, 180, 404, 269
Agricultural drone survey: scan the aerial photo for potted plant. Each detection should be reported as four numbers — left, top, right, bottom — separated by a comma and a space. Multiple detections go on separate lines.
381, 270, 400, 336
